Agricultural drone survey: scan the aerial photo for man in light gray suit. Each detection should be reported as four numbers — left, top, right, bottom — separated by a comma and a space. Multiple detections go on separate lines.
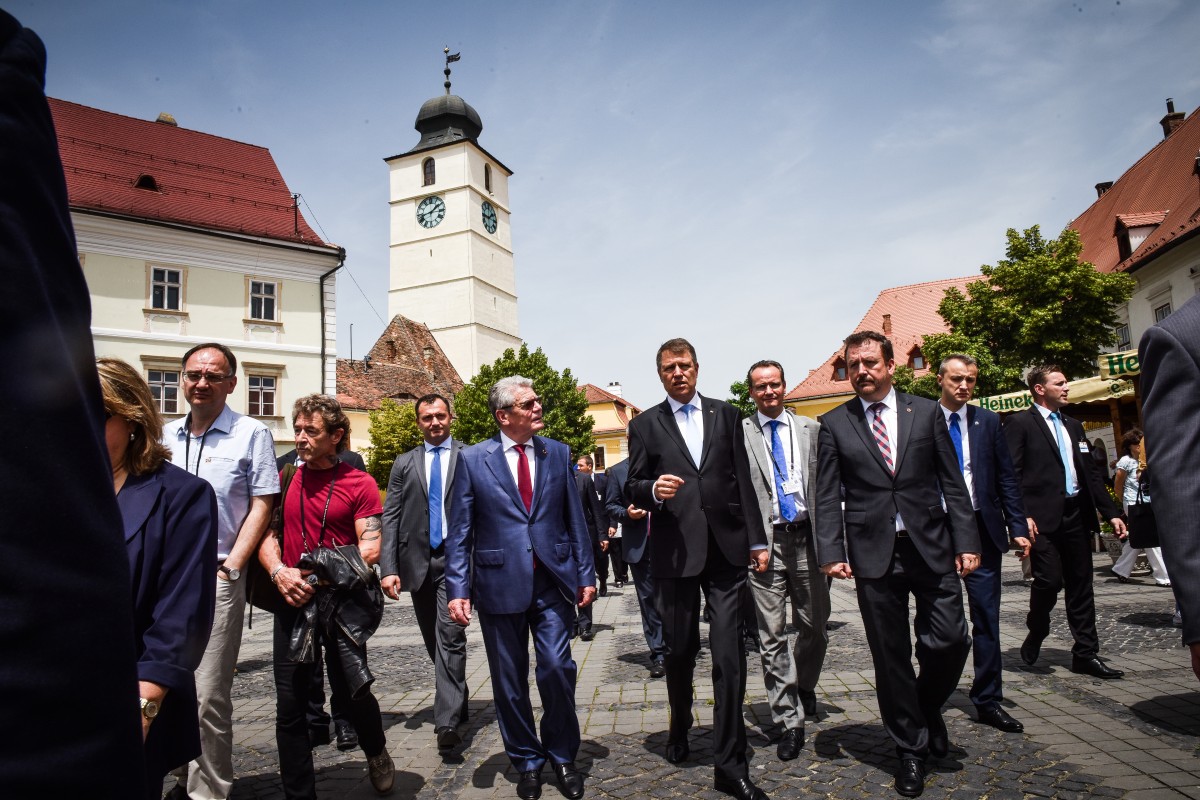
740, 360, 830, 762
380, 394, 469, 751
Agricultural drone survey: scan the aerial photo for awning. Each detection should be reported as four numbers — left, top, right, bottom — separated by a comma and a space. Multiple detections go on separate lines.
974, 375, 1135, 413
1098, 349, 1140, 379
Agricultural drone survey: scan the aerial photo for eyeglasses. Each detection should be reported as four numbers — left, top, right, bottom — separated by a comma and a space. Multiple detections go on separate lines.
503, 397, 541, 411
183, 371, 231, 384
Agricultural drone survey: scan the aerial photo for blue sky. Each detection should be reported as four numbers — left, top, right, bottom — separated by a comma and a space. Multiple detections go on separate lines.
10, 0, 1199, 408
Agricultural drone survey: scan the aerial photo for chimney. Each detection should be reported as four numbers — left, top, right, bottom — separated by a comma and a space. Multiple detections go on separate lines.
881, 314, 892, 336
1161, 98, 1185, 139
155, 112, 178, 127
607, 381, 623, 398
1095, 181, 1114, 198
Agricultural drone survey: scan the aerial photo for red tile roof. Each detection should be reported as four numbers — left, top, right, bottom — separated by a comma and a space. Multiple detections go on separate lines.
49, 98, 333, 248
785, 276, 973, 401
579, 382, 643, 414
1070, 105, 1200, 274
337, 316, 464, 411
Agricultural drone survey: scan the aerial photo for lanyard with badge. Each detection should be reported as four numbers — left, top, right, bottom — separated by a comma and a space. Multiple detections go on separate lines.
763, 422, 803, 496
183, 413, 215, 475
297, 464, 338, 554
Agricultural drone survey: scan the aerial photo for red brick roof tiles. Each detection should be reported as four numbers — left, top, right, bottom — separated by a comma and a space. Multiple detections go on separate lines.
579, 383, 642, 414
785, 276, 973, 401
336, 316, 464, 411
1070, 105, 1200, 274
49, 98, 332, 248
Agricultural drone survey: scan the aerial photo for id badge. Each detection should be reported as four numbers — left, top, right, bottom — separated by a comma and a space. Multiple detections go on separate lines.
781, 476, 803, 495
1077, 441, 1089, 453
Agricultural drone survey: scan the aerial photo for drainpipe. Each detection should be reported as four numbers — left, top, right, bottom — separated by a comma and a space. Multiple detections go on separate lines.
318, 247, 346, 394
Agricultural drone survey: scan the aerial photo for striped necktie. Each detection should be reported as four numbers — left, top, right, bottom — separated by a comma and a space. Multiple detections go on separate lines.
869, 402, 893, 474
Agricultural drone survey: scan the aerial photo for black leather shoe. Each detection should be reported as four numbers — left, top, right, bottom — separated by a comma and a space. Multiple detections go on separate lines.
799, 688, 817, 717
1109, 568, 1131, 584
598, 578, 608, 597
517, 769, 542, 800
776, 727, 804, 761
976, 704, 1024, 733
649, 660, 666, 679
714, 775, 768, 800
895, 757, 925, 798
579, 627, 595, 642
551, 762, 585, 800
1020, 633, 1043, 666
335, 721, 358, 752
1071, 656, 1124, 679
925, 711, 948, 758
436, 725, 461, 750
665, 740, 689, 764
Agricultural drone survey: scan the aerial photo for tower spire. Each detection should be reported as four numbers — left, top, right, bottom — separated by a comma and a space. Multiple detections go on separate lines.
443, 47, 461, 95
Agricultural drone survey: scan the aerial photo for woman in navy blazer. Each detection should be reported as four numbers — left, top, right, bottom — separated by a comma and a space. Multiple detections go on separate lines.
98, 359, 218, 799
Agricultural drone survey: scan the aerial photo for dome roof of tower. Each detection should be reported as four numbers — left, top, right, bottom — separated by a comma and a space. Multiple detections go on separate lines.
410, 94, 483, 152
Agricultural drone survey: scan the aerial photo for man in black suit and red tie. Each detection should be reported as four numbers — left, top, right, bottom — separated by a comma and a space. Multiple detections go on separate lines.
814, 331, 979, 798
1004, 365, 1126, 680
626, 338, 769, 800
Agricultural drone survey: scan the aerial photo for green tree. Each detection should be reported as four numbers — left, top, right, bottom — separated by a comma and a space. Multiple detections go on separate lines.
918, 226, 1135, 398
451, 343, 595, 458
364, 399, 422, 488
726, 379, 756, 418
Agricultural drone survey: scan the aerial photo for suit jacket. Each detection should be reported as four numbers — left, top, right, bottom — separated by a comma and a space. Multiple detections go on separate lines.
815, 391, 978, 580
120, 462, 218, 780
741, 410, 821, 564
1003, 406, 1121, 533
605, 459, 650, 563
380, 439, 463, 593
1140, 292, 1200, 645
958, 405, 1030, 551
626, 395, 766, 577
445, 434, 595, 614
575, 472, 609, 547
0, 12, 144, 795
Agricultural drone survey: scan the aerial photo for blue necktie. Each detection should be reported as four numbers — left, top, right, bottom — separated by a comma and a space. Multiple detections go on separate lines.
768, 420, 798, 522
947, 412, 965, 473
680, 403, 702, 465
1049, 412, 1074, 495
428, 446, 444, 548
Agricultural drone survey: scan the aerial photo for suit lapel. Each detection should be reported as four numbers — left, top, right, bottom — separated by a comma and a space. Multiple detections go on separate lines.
445, 439, 462, 489
412, 446, 429, 499
653, 400, 694, 467
847, 399, 892, 476
530, 436, 550, 515
743, 415, 772, 485
483, 436, 528, 516
1031, 408, 1064, 467
116, 471, 160, 542
965, 405, 981, 481
893, 392, 915, 474
698, 395, 716, 468
790, 411, 812, 484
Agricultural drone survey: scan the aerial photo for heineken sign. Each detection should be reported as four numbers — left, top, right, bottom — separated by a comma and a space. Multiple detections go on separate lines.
974, 375, 1134, 412
1098, 349, 1140, 379
976, 392, 1034, 413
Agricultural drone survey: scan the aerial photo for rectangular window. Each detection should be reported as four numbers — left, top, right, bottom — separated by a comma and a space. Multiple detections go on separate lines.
147, 369, 179, 414
1154, 303, 1172, 323
1115, 323, 1131, 350
593, 447, 606, 472
248, 375, 276, 416
151, 267, 181, 310
250, 280, 277, 321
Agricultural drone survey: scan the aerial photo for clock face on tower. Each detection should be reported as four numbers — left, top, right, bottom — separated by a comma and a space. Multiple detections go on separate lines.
481, 201, 498, 234
416, 195, 445, 229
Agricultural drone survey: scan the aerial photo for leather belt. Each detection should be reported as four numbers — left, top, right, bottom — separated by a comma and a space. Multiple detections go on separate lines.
773, 520, 810, 533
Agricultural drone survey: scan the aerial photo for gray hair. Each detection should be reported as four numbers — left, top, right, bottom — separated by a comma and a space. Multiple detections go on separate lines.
488, 375, 534, 418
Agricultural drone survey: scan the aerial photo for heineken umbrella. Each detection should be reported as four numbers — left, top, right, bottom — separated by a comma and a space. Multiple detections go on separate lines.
974, 375, 1134, 413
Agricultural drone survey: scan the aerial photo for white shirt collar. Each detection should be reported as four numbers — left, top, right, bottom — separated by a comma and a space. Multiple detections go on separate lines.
424, 437, 452, 452
757, 410, 788, 429
858, 387, 897, 415
499, 431, 532, 451
667, 393, 700, 414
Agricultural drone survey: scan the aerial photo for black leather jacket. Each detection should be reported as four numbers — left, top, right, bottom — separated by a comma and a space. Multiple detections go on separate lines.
287, 545, 384, 699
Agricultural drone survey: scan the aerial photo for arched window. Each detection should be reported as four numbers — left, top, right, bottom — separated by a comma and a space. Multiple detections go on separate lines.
134, 174, 160, 191
422, 158, 435, 187
484, 163, 492, 193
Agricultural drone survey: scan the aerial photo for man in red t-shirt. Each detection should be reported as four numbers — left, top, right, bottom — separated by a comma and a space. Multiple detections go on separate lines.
258, 395, 393, 798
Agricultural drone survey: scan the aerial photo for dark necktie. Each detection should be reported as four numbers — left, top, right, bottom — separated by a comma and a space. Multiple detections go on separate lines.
767, 420, 798, 522
947, 412, 965, 473
869, 402, 894, 474
428, 446, 444, 548
515, 444, 533, 512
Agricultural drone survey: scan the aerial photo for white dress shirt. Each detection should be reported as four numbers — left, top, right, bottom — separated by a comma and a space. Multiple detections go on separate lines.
938, 403, 978, 511
1034, 404, 1079, 496
667, 393, 705, 446
755, 411, 809, 522
499, 431, 536, 491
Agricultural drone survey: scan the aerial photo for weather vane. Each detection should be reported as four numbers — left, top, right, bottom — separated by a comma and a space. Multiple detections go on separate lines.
443, 47, 461, 95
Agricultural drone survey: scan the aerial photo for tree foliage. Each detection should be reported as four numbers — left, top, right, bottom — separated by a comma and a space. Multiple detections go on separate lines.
726, 380, 756, 418
451, 343, 595, 458
364, 399, 422, 488
918, 226, 1135, 398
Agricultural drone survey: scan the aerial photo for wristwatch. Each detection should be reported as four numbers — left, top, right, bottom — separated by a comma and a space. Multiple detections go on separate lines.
218, 564, 241, 581
140, 697, 160, 721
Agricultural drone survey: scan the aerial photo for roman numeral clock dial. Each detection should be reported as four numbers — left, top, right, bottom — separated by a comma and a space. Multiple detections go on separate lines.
416, 195, 445, 228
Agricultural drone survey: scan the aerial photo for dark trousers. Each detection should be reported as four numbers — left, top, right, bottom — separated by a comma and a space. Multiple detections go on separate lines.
629, 556, 665, 662
477, 567, 580, 772
273, 604, 386, 800
305, 642, 352, 733
1027, 497, 1099, 658
593, 541, 610, 582
410, 547, 469, 728
963, 526, 1004, 709
855, 538, 970, 759
608, 539, 627, 582
653, 535, 748, 781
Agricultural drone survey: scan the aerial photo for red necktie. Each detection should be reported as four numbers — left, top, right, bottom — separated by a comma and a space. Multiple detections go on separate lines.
515, 444, 533, 512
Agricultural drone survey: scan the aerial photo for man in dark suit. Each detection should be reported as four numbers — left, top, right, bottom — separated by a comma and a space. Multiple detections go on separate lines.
814, 331, 979, 799
1005, 365, 1126, 680
626, 338, 769, 800
1140, 294, 1200, 680
936, 355, 1031, 733
605, 458, 665, 677
446, 376, 595, 800
381, 394, 469, 750
575, 455, 611, 597
574, 464, 609, 641
1, 12, 144, 795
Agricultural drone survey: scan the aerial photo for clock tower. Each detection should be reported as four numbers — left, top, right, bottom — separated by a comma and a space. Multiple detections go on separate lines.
385, 52, 520, 380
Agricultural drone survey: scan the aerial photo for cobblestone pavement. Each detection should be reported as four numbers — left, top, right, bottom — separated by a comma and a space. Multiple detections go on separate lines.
208, 555, 1200, 799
